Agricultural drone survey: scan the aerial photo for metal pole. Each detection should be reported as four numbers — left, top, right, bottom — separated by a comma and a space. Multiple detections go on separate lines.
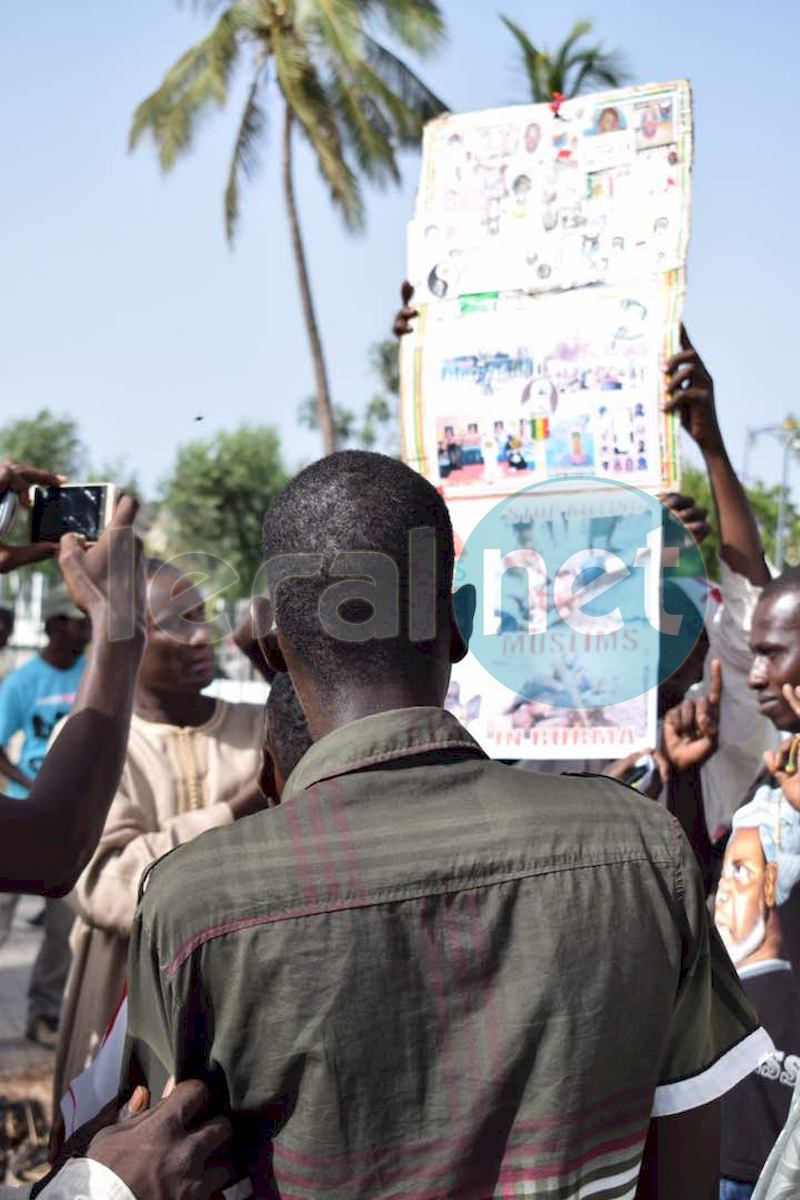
776, 432, 792, 572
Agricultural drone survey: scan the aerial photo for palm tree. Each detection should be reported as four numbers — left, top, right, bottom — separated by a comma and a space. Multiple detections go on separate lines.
130, 1, 447, 455
501, 17, 629, 103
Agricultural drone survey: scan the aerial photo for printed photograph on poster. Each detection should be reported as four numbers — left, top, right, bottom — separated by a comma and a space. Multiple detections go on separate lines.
444, 489, 660, 760
446, 655, 655, 762
408, 81, 692, 301
418, 288, 666, 496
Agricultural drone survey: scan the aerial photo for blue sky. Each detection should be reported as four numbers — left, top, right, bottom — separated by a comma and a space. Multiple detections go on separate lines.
1, 0, 798, 499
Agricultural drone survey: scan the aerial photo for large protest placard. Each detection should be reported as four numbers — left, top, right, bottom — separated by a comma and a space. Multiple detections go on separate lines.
402, 79, 692, 497
401, 81, 694, 759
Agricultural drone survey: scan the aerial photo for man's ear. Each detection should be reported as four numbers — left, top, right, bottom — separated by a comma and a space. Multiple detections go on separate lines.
765, 860, 779, 909
451, 584, 476, 664
261, 630, 287, 676
259, 747, 280, 807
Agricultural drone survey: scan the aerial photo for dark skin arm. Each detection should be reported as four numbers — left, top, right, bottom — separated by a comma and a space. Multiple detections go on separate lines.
0, 746, 33, 791
665, 328, 769, 586
0, 494, 146, 896
661, 660, 722, 890
635, 1102, 720, 1199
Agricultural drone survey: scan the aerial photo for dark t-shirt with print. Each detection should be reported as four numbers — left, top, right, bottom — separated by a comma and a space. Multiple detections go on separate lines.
721, 962, 800, 1183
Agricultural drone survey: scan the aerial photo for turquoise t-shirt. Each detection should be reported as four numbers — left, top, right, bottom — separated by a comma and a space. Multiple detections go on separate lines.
0, 655, 86, 797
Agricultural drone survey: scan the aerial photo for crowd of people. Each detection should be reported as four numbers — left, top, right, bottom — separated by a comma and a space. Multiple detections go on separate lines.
0, 311, 799, 1200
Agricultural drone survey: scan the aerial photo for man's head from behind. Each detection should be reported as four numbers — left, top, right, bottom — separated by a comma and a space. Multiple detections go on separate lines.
260, 452, 471, 733
749, 568, 800, 732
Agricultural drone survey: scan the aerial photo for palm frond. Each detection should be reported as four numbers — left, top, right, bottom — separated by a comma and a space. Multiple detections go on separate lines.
568, 46, 629, 97
359, 37, 446, 139
500, 14, 555, 103
553, 18, 594, 76
130, 5, 252, 169
311, 0, 394, 176
272, 21, 364, 229
224, 73, 267, 242
362, 0, 446, 56
500, 14, 541, 77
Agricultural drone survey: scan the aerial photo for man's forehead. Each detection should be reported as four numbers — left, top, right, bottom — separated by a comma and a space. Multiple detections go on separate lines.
754, 589, 800, 634
148, 571, 205, 616
727, 826, 766, 864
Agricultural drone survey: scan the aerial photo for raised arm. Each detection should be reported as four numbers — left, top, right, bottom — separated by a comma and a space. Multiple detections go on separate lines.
665, 328, 769, 585
0, 493, 146, 896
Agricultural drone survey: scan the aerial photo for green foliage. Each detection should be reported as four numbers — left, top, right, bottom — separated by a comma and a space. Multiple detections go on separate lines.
0, 410, 86, 479
501, 16, 630, 103
131, 0, 448, 243
682, 465, 800, 579
297, 337, 400, 453
159, 424, 290, 597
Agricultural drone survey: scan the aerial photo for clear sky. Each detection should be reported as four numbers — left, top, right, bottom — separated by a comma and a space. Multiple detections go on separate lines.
1, 0, 798, 498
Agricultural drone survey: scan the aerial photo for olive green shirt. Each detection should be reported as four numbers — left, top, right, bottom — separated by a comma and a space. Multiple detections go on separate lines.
125, 707, 768, 1199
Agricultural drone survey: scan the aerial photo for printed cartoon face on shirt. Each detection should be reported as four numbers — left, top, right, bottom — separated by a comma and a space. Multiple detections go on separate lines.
715, 827, 781, 968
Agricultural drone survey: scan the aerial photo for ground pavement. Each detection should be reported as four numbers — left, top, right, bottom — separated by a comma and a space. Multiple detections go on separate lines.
0, 895, 56, 1111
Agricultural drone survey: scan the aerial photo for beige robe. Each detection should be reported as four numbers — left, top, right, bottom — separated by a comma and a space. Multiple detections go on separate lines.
53, 701, 262, 1104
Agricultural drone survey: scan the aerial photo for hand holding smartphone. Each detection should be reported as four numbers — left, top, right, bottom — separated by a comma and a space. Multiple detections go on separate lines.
30, 484, 119, 544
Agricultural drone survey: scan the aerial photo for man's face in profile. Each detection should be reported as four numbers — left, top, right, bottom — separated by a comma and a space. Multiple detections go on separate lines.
749, 590, 800, 732
715, 827, 775, 967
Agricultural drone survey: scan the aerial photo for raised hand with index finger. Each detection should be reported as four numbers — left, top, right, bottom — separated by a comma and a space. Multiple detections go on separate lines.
662, 658, 722, 772
663, 326, 723, 455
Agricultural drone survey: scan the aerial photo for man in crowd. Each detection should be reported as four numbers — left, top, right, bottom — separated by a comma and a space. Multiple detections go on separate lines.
0, 461, 237, 1200
53, 559, 266, 1102
0, 588, 91, 1047
713, 796, 800, 1199
125, 449, 768, 1199
661, 570, 800, 1197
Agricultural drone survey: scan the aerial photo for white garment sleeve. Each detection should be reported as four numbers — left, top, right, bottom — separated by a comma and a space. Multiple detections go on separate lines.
700, 561, 777, 835
0, 1159, 136, 1200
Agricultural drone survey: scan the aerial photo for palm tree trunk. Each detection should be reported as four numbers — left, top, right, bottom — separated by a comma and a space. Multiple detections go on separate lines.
282, 105, 337, 456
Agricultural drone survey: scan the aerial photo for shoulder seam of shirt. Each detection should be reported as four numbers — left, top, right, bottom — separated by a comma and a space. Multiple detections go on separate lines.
160, 851, 677, 979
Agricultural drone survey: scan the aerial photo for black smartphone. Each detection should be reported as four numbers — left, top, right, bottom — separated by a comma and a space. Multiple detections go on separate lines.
620, 754, 657, 791
30, 484, 117, 543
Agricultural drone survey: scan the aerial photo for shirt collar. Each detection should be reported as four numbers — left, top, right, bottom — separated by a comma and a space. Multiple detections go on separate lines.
283, 706, 486, 799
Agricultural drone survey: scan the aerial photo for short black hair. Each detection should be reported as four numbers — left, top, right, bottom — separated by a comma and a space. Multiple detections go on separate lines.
261, 451, 454, 687
266, 674, 313, 782
758, 567, 800, 610
0, 607, 13, 631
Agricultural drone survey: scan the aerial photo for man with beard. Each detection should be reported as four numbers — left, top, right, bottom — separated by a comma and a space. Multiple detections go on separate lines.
52, 560, 266, 1104
715, 807, 800, 1198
